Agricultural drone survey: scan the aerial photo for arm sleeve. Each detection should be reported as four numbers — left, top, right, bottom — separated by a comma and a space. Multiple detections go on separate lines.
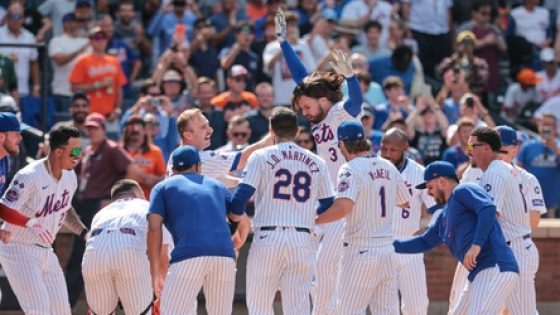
527, 174, 547, 214
393, 217, 443, 253
317, 197, 334, 215
240, 153, 262, 189
0, 172, 35, 213
229, 183, 256, 216
455, 185, 497, 246
280, 40, 309, 84
395, 171, 411, 206
335, 164, 358, 202
148, 184, 167, 221
342, 75, 363, 117
478, 171, 506, 214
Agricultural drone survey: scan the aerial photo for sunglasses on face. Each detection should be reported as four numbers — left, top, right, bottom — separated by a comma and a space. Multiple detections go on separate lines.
232, 132, 248, 138
90, 34, 108, 41
70, 147, 83, 158
466, 143, 485, 151
8, 13, 24, 20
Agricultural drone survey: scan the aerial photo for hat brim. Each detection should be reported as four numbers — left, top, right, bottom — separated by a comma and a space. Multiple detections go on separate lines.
415, 181, 428, 190
85, 122, 102, 128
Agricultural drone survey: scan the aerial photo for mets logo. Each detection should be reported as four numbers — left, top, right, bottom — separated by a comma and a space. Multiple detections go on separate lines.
312, 124, 334, 144
534, 186, 540, 194
484, 184, 492, 192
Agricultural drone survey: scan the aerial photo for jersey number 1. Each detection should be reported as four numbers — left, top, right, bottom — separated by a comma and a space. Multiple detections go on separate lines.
273, 169, 311, 202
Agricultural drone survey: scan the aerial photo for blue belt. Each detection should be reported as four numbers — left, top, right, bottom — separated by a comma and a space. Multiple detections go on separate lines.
506, 234, 530, 246
90, 227, 137, 237
260, 226, 310, 233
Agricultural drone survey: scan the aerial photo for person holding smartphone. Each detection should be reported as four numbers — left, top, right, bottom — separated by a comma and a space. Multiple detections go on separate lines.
518, 113, 560, 218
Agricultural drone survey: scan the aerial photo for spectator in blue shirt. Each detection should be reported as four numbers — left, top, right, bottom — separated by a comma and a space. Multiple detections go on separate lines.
210, 0, 248, 51
373, 76, 414, 130
394, 161, 519, 314
518, 113, 560, 217
369, 45, 416, 96
147, 0, 198, 58
442, 117, 474, 169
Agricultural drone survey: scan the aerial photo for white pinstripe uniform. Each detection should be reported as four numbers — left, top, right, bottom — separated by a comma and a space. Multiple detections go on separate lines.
82, 198, 173, 315
392, 159, 435, 315
167, 150, 240, 180
242, 142, 333, 315
312, 101, 362, 315
453, 160, 538, 315
335, 156, 410, 314
0, 159, 77, 315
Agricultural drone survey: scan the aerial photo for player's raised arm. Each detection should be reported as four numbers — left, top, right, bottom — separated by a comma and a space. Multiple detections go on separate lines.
329, 49, 363, 117
276, 9, 309, 84
236, 133, 274, 171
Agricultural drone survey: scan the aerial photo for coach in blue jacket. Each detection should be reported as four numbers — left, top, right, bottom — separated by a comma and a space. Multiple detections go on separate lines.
394, 161, 519, 315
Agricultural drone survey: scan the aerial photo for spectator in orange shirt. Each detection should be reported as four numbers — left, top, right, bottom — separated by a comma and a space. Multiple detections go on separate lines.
211, 64, 257, 122
121, 115, 166, 198
69, 26, 127, 123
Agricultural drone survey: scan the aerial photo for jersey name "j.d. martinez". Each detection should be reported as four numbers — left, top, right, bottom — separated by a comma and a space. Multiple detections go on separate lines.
265, 149, 321, 173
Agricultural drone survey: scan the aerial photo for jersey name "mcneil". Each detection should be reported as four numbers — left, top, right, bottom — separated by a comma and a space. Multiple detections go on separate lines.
369, 169, 391, 181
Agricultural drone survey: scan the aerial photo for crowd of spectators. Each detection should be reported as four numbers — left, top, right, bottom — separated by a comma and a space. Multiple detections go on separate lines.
1, 0, 560, 249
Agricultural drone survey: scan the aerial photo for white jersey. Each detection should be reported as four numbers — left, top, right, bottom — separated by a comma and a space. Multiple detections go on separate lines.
392, 159, 436, 237
312, 102, 362, 185
513, 165, 547, 215
461, 164, 483, 183
89, 198, 172, 248
166, 149, 239, 180
0, 159, 77, 246
335, 156, 410, 243
479, 160, 530, 241
242, 142, 333, 228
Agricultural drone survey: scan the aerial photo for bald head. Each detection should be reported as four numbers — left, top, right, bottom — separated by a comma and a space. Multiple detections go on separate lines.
381, 127, 408, 146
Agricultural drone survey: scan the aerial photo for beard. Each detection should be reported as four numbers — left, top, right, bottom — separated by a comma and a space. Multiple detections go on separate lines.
434, 189, 446, 204
6, 144, 20, 156
74, 113, 87, 124
308, 107, 326, 124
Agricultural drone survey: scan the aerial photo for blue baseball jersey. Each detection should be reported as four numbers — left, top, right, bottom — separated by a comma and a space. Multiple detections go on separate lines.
394, 183, 518, 282
149, 173, 235, 263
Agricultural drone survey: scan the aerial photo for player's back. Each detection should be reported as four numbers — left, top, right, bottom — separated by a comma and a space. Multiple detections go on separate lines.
480, 160, 530, 241
243, 142, 332, 228
312, 102, 361, 184
392, 159, 435, 237
90, 198, 149, 243
340, 156, 409, 244
514, 165, 547, 214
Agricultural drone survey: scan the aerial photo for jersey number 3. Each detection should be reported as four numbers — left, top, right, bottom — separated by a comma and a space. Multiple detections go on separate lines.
273, 169, 311, 202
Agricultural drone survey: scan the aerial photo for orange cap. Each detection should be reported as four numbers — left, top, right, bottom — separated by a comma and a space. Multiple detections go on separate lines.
516, 68, 543, 86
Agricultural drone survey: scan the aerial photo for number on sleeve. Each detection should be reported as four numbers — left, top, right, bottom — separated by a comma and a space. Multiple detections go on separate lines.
273, 169, 311, 202
379, 186, 386, 217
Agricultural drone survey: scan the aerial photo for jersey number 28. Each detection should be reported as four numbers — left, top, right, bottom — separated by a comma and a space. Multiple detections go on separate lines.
273, 169, 311, 202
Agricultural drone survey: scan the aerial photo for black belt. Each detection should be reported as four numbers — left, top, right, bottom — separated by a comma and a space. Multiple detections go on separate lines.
90, 227, 137, 237
506, 234, 530, 246
260, 226, 310, 233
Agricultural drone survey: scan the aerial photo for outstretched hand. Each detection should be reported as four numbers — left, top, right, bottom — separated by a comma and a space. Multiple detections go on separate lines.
328, 49, 354, 78
275, 8, 287, 42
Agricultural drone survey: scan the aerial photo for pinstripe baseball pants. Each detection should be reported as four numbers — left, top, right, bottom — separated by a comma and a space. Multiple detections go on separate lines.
246, 228, 317, 315
160, 256, 237, 315
450, 266, 517, 315
0, 242, 71, 315
336, 242, 398, 315
394, 253, 429, 315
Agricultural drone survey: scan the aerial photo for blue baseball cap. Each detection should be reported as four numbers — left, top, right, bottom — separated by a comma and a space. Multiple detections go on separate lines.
336, 120, 365, 143
172, 145, 201, 171
0, 112, 23, 132
495, 125, 519, 147
416, 161, 458, 189
62, 13, 76, 24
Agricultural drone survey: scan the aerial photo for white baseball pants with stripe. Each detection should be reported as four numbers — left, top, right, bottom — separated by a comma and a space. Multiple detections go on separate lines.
336, 242, 398, 315
313, 220, 344, 315
160, 256, 236, 315
246, 228, 316, 315
0, 242, 71, 315
505, 237, 539, 315
448, 262, 469, 315
450, 266, 517, 315
394, 253, 429, 315
81, 236, 153, 314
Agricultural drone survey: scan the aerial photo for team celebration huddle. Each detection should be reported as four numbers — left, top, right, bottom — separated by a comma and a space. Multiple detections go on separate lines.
0, 6, 547, 315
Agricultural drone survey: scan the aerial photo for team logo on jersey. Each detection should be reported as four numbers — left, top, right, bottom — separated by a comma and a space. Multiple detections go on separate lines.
312, 124, 334, 144
532, 199, 544, 207
484, 184, 492, 192
35, 189, 71, 218
12, 179, 24, 189
5, 188, 19, 202
338, 181, 349, 192
534, 186, 541, 194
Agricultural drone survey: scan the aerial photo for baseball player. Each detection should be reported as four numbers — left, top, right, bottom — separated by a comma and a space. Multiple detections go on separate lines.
380, 127, 435, 315
0, 126, 89, 315
466, 127, 539, 314
230, 107, 333, 314
275, 9, 364, 313
394, 161, 519, 315
148, 146, 245, 315
82, 179, 173, 315
316, 121, 410, 314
